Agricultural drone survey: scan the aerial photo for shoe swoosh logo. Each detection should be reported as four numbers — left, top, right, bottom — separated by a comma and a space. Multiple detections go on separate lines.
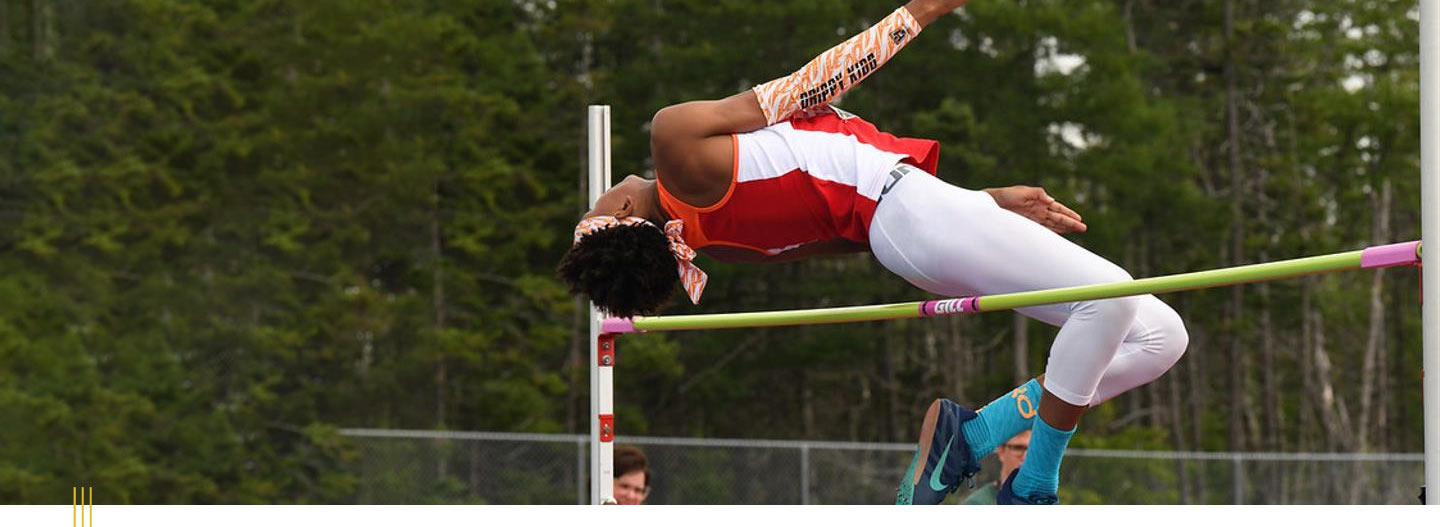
927, 436, 955, 492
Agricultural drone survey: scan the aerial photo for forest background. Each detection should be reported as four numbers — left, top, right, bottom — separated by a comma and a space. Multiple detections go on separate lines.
0, 0, 1426, 504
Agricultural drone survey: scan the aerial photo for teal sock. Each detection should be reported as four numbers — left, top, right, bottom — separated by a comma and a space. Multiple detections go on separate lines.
959, 378, 1042, 462
1011, 415, 1074, 500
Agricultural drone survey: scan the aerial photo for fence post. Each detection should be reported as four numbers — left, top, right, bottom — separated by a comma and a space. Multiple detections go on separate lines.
1232, 454, 1244, 504
577, 438, 587, 505
800, 443, 810, 505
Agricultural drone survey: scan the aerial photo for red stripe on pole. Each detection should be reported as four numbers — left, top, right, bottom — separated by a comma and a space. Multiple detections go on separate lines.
597, 334, 615, 367
599, 415, 614, 442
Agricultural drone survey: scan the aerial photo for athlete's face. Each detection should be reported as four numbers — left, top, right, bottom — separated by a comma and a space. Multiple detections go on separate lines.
583, 174, 647, 219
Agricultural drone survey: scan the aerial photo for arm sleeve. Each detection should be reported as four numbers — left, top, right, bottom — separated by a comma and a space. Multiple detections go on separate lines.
752, 7, 924, 124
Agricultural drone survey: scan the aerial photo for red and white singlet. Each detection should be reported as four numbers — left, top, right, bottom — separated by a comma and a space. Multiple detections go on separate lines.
657, 107, 939, 255
653, 107, 1189, 408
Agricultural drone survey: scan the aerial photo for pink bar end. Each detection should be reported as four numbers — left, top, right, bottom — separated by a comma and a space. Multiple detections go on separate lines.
600, 317, 639, 334
1361, 240, 1422, 269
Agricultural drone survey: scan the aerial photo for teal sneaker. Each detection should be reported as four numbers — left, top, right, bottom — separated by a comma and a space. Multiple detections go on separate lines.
895, 398, 982, 505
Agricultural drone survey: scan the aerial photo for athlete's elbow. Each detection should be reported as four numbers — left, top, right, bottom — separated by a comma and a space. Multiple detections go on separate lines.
650, 104, 689, 139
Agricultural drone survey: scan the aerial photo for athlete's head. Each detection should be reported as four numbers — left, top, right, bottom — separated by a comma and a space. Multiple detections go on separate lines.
583, 175, 653, 221
559, 175, 708, 318
558, 216, 679, 318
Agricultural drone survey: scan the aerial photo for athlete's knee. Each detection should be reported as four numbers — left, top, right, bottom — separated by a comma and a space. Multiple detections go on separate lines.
1154, 302, 1189, 365
1137, 299, 1189, 376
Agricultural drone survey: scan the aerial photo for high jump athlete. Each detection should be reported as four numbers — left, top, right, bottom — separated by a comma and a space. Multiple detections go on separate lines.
558, 0, 1188, 504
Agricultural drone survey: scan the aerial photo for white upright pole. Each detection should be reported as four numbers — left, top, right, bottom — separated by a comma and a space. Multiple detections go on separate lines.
1422, 0, 1439, 505
587, 105, 615, 505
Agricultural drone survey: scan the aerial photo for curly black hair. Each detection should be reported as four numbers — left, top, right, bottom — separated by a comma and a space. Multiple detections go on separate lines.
558, 223, 679, 318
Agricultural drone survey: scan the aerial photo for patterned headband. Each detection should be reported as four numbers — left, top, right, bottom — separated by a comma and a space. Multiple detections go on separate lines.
573, 216, 708, 305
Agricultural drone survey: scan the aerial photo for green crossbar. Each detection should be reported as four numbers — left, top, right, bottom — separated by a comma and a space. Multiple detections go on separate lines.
600, 241, 1421, 333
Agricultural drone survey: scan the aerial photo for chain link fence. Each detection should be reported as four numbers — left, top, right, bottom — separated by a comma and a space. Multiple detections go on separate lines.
338, 429, 1424, 505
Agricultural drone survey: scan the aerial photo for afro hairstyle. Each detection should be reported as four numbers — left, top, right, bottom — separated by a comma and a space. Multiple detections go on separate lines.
558, 223, 679, 318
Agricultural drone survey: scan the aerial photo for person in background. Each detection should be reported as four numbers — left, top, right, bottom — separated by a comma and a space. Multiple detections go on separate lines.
962, 430, 1031, 505
613, 444, 652, 505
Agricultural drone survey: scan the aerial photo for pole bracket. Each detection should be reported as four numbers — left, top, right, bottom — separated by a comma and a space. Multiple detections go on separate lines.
599, 414, 614, 442
597, 334, 616, 367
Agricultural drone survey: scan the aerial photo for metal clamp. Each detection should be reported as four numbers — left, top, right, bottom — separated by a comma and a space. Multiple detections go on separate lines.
597, 334, 615, 367
599, 414, 614, 442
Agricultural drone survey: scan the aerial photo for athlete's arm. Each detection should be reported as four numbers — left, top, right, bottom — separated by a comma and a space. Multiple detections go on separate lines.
649, 92, 765, 204
651, 0, 971, 200
653, 0, 968, 139
984, 185, 1088, 234
749, 0, 967, 125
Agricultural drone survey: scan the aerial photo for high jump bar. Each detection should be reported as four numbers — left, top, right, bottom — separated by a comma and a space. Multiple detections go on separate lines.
601, 241, 1422, 334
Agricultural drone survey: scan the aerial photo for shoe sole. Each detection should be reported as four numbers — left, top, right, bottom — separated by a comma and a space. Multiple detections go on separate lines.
909, 399, 942, 488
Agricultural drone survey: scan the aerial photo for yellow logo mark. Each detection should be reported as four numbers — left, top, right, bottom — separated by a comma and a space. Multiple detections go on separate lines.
73, 486, 92, 527
1011, 386, 1037, 419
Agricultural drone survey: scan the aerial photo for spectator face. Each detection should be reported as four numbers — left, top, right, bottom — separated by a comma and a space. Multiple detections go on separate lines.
996, 430, 1031, 477
614, 470, 649, 505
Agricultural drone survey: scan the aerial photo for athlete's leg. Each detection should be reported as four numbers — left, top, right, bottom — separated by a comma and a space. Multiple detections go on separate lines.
897, 296, 1184, 480
1008, 297, 1187, 502
1083, 295, 1189, 404
871, 168, 1178, 407
872, 165, 1188, 502
1012, 294, 1187, 404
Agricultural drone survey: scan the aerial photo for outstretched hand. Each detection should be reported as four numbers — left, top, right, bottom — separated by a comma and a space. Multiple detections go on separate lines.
984, 185, 1088, 234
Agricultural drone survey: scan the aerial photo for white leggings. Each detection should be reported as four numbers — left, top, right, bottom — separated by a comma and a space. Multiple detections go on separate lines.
869, 165, 1189, 406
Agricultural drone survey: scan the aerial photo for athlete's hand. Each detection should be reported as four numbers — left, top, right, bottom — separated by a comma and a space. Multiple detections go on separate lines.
984, 186, 1087, 234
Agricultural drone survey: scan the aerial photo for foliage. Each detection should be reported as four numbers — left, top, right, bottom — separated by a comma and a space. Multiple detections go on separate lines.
0, 0, 1423, 504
